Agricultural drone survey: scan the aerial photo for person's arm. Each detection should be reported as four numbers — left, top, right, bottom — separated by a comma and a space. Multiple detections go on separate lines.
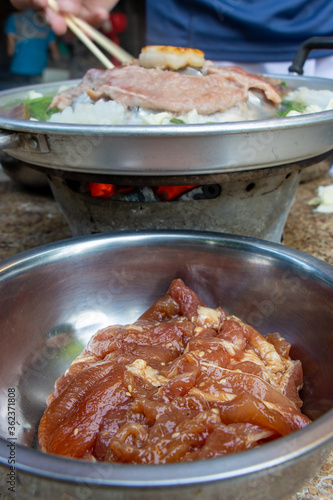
6, 33, 17, 57
5, 14, 17, 57
49, 40, 60, 60
10, 0, 120, 35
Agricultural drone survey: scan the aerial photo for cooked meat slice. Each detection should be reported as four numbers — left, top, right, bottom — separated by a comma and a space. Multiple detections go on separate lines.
86, 65, 249, 114
49, 62, 281, 115
205, 63, 282, 105
49, 68, 104, 111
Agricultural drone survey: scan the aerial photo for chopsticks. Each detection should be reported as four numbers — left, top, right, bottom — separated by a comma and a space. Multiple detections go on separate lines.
71, 16, 134, 64
47, 0, 134, 69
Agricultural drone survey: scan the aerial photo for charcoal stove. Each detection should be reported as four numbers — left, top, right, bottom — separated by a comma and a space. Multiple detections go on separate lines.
29, 155, 326, 242
0, 71, 333, 242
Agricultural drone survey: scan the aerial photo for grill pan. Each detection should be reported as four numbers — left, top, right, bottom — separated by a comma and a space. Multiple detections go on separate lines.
0, 41, 333, 176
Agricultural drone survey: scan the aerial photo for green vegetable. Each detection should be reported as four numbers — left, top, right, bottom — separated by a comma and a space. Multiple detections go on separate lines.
25, 96, 58, 121
170, 118, 185, 124
276, 99, 307, 117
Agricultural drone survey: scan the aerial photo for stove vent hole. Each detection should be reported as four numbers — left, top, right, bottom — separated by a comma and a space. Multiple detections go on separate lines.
246, 183, 256, 192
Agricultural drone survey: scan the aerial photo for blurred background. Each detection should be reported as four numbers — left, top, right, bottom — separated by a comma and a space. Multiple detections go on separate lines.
0, 0, 145, 89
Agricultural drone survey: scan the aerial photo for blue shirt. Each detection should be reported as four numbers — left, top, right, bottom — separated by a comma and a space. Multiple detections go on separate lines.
146, 0, 333, 62
5, 10, 56, 76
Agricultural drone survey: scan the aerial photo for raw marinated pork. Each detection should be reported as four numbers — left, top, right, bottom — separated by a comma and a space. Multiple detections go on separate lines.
50, 61, 281, 115
38, 279, 310, 463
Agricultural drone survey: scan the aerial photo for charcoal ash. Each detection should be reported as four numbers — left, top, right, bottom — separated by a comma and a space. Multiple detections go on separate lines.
111, 186, 158, 202
179, 185, 221, 200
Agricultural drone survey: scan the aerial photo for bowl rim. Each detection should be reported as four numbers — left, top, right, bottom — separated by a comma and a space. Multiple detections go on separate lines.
1, 229, 332, 278
0, 229, 332, 486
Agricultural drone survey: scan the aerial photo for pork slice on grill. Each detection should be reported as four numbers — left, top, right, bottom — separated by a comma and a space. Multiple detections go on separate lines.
50, 62, 281, 114
50, 68, 104, 111
204, 63, 282, 106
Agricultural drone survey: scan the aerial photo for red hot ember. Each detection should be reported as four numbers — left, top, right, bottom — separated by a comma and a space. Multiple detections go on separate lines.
88, 183, 198, 201
88, 184, 222, 201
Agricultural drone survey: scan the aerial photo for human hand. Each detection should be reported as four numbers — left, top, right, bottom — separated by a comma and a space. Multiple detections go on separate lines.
10, 0, 120, 35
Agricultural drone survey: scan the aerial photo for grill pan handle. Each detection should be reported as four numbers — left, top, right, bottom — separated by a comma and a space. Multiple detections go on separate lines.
0, 130, 20, 150
289, 36, 333, 75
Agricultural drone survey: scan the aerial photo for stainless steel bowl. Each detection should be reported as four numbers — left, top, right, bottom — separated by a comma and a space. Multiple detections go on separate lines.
0, 230, 332, 500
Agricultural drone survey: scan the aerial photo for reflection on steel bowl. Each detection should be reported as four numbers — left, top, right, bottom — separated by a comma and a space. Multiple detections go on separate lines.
0, 230, 332, 499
